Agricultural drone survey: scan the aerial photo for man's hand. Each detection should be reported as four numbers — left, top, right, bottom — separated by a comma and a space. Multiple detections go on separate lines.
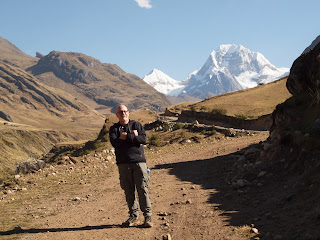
132, 130, 138, 136
119, 132, 127, 140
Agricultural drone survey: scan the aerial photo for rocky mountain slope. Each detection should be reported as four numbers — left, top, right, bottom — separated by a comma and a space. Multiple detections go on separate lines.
0, 36, 170, 114
0, 61, 105, 181
0, 36, 37, 69
27, 51, 170, 113
0, 61, 102, 128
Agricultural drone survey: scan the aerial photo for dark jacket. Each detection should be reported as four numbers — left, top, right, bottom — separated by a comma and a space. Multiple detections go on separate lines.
109, 120, 147, 164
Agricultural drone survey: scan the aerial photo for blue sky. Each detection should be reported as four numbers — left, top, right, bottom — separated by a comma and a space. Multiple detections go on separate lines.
1, 0, 319, 80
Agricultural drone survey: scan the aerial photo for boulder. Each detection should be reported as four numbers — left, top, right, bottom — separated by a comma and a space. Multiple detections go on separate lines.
16, 158, 46, 174
286, 41, 320, 96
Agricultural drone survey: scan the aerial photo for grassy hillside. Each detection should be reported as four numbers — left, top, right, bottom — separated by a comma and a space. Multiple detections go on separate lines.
167, 77, 292, 119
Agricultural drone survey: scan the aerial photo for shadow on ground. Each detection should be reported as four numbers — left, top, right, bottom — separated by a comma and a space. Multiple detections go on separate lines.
0, 224, 123, 236
154, 144, 318, 239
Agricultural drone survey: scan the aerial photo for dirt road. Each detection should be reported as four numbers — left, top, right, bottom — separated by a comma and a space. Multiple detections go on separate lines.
0, 132, 269, 240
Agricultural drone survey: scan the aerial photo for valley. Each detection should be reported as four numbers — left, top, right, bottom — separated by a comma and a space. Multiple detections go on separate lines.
0, 34, 320, 239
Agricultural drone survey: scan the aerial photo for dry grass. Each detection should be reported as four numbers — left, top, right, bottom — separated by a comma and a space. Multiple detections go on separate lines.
0, 152, 116, 236
167, 77, 292, 118
0, 109, 157, 184
234, 224, 259, 238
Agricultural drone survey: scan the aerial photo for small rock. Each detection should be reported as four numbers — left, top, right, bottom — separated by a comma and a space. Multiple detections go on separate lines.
244, 147, 260, 156
163, 233, 172, 240
236, 179, 246, 187
69, 157, 77, 164
258, 171, 267, 177
186, 199, 192, 204
254, 161, 262, 167
14, 226, 22, 233
263, 142, 272, 151
61, 156, 70, 161
158, 212, 169, 216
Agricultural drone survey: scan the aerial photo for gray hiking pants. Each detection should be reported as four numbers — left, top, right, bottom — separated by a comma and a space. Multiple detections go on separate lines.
118, 162, 152, 217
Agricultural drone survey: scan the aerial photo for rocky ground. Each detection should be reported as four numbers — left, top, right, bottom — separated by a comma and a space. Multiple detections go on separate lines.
0, 130, 318, 240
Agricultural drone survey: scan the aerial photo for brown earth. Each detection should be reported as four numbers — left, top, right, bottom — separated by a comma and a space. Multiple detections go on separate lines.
0, 131, 273, 240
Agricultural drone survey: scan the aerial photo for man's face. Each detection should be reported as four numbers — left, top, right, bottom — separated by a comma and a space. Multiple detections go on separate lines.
116, 105, 129, 123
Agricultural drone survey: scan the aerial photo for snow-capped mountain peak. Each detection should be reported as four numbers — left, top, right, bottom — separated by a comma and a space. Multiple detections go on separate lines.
143, 44, 289, 100
143, 69, 186, 96
185, 44, 289, 97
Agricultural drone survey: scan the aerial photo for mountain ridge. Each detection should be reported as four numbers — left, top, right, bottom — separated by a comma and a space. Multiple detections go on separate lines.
143, 44, 289, 100
0, 61, 103, 128
27, 51, 170, 113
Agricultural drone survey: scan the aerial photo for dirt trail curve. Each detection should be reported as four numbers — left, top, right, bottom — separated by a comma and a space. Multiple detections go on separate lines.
2, 132, 269, 240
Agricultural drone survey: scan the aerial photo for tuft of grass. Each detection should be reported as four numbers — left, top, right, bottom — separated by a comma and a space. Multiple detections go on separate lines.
172, 122, 184, 131
200, 106, 209, 111
234, 225, 258, 238
149, 134, 161, 146
234, 113, 249, 119
211, 108, 227, 115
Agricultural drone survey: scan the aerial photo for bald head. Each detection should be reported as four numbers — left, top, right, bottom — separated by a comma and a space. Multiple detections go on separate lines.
116, 105, 129, 124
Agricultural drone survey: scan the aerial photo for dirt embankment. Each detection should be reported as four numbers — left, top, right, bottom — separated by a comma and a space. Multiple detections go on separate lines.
178, 110, 272, 131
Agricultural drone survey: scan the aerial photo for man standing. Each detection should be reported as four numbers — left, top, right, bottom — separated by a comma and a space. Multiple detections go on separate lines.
109, 105, 152, 227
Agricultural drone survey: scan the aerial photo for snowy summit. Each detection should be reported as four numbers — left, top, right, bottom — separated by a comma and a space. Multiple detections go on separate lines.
143, 44, 289, 99
143, 69, 186, 96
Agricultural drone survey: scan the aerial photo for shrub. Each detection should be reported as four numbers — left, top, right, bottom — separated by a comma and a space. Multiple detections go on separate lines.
211, 108, 227, 115
210, 130, 217, 135
200, 106, 208, 111
172, 122, 184, 130
235, 113, 249, 119
162, 123, 171, 132
180, 131, 186, 138
149, 134, 161, 146
190, 105, 196, 111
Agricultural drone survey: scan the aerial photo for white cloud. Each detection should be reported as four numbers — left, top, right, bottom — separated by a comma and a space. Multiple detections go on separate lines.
134, 0, 152, 9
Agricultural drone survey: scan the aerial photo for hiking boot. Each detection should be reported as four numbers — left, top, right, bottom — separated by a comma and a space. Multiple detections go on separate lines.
144, 216, 153, 228
122, 216, 139, 227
